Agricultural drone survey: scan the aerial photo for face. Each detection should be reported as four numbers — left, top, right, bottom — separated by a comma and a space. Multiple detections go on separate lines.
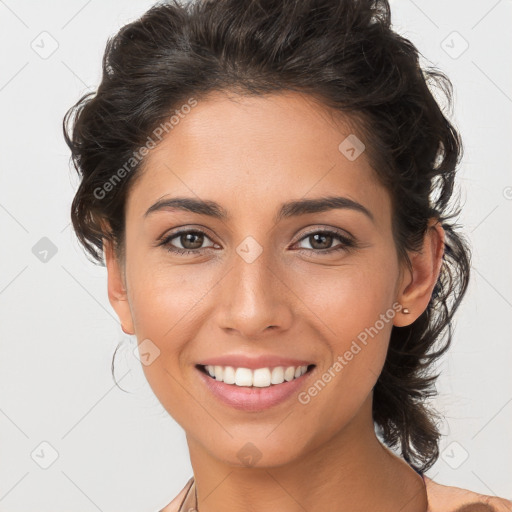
106, 90, 441, 468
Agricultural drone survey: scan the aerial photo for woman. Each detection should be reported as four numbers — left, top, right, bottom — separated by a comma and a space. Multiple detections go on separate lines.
63, 0, 511, 510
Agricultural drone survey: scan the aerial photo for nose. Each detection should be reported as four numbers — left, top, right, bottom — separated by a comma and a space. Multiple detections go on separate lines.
214, 248, 294, 339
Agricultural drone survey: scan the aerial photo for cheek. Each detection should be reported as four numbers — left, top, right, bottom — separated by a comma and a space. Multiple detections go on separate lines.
126, 237, 217, 336
288, 255, 398, 421
124, 250, 222, 401
291, 250, 399, 349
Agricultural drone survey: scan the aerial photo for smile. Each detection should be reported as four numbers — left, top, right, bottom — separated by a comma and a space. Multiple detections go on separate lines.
195, 363, 316, 411
198, 364, 314, 387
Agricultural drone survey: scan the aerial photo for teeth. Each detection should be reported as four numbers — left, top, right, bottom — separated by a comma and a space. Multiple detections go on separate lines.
270, 366, 284, 384
203, 364, 310, 387
214, 365, 223, 381
284, 366, 296, 381
235, 368, 254, 386
253, 368, 271, 387
223, 366, 236, 384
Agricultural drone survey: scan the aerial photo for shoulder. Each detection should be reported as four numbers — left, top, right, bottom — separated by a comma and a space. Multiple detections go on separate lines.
158, 477, 194, 512
424, 475, 512, 512
156, 475, 512, 512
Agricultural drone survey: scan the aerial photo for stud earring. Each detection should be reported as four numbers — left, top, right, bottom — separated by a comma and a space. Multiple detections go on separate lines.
402, 307, 410, 314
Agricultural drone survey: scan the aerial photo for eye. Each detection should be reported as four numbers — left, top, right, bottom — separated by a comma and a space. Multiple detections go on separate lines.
294, 229, 356, 254
159, 229, 217, 255
158, 227, 357, 256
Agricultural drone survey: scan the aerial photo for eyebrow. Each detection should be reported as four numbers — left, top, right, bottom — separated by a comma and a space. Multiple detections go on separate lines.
144, 195, 375, 224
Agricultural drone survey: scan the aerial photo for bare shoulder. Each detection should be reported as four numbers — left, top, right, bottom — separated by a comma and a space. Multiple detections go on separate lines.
158, 477, 194, 512
424, 475, 512, 512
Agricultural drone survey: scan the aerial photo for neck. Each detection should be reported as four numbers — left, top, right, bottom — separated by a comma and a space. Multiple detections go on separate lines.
186, 396, 427, 512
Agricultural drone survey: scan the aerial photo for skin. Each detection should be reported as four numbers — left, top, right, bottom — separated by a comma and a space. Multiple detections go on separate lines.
104, 90, 446, 512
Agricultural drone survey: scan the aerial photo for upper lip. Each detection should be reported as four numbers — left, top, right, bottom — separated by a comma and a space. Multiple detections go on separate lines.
196, 354, 315, 370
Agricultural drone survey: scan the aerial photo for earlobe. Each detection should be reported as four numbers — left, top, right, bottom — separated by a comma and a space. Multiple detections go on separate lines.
393, 220, 445, 327
120, 323, 134, 335
104, 238, 135, 335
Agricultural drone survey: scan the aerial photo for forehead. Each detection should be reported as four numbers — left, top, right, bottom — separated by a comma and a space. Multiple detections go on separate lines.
126, 90, 391, 226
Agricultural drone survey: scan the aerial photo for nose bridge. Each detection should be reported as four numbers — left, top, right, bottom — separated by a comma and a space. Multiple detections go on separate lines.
216, 240, 293, 337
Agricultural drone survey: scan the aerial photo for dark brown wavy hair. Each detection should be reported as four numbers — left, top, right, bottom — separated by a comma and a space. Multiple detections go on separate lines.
63, 0, 471, 472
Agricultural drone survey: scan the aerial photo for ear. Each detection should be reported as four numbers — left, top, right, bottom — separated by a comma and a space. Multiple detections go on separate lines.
104, 238, 135, 335
393, 219, 445, 327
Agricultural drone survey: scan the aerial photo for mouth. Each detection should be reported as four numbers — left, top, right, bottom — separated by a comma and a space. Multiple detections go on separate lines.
195, 363, 316, 411
196, 363, 316, 387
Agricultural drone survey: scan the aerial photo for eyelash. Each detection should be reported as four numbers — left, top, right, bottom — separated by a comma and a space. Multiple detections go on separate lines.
158, 228, 357, 256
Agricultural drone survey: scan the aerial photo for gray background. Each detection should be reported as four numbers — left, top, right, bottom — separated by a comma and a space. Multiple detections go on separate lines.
0, 0, 511, 510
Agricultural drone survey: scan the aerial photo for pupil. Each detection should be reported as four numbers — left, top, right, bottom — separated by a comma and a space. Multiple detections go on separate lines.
182, 233, 203, 249
311, 233, 331, 249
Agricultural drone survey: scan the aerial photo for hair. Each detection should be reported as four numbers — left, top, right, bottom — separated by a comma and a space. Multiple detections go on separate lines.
63, 0, 471, 472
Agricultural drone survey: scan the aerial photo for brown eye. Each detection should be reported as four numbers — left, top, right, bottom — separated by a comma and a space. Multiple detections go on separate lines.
179, 232, 205, 250
295, 229, 356, 254
160, 229, 217, 255
308, 233, 334, 250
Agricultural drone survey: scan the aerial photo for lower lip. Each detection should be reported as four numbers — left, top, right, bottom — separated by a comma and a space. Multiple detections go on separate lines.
196, 366, 315, 412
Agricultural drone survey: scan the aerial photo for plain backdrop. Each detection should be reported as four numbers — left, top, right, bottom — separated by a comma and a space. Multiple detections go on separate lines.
0, 1, 511, 510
